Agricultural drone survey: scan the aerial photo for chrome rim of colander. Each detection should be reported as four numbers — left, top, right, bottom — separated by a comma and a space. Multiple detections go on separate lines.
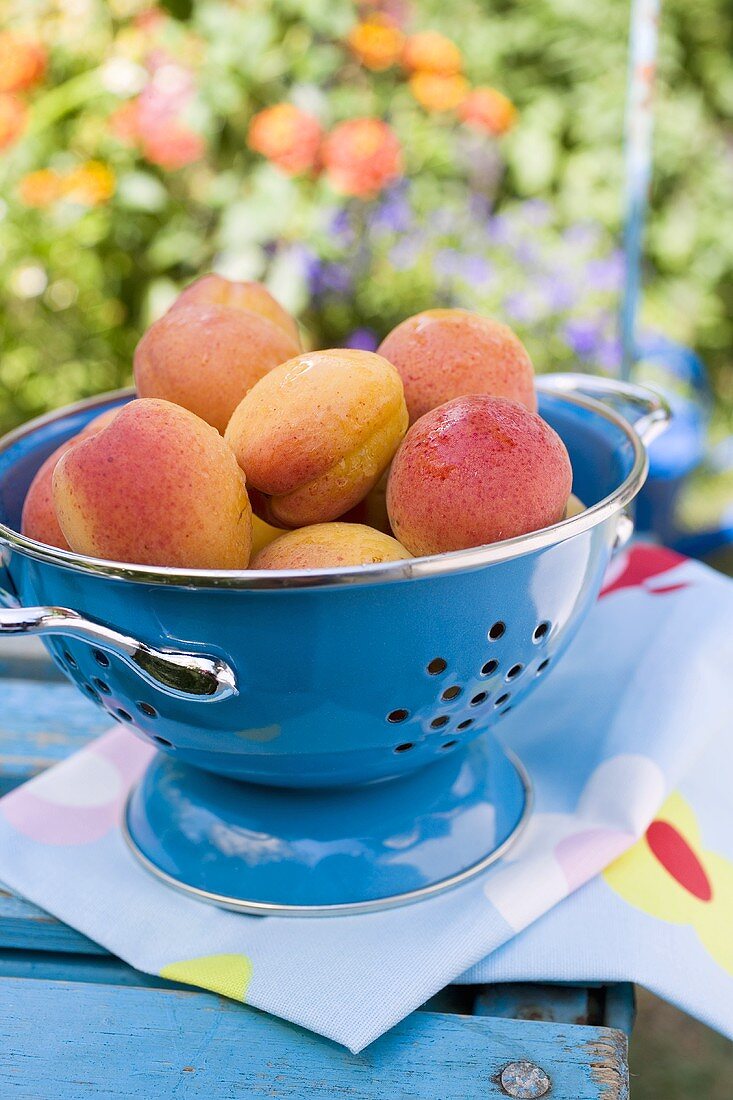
0, 379, 650, 590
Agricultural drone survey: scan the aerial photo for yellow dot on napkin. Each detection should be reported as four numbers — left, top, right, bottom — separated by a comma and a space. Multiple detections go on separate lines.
160, 954, 254, 1002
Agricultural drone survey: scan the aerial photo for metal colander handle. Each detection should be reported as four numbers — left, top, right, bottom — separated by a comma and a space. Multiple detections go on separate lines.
0, 606, 236, 701
540, 372, 671, 447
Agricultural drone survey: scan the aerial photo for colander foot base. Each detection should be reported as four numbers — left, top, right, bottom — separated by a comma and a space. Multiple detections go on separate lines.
123, 736, 532, 917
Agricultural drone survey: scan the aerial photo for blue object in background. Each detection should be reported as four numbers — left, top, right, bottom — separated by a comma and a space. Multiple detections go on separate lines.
633, 334, 733, 559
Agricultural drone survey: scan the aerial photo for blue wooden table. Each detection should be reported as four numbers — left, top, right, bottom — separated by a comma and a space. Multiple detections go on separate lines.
0, 642, 633, 1098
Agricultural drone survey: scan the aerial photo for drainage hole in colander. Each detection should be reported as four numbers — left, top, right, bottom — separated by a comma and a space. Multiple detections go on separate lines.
153, 735, 173, 748
440, 740, 458, 750
457, 719, 474, 731
137, 702, 158, 718
427, 657, 447, 676
116, 708, 133, 723
441, 685, 462, 701
430, 715, 449, 729
394, 742, 415, 753
470, 692, 488, 706
488, 621, 506, 641
62, 649, 76, 669
481, 659, 499, 677
495, 692, 511, 707
82, 682, 99, 701
500, 706, 513, 716
536, 658, 551, 675
387, 708, 410, 723
93, 649, 110, 668
505, 664, 524, 682
92, 677, 111, 695
533, 621, 551, 643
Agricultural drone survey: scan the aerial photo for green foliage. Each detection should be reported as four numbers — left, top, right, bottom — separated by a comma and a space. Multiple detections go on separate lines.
0, 0, 731, 433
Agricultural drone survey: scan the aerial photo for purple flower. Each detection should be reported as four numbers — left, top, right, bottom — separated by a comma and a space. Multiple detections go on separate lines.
389, 237, 423, 271
563, 318, 604, 358
370, 188, 412, 233
487, 214, 513, 245
320, 263, 352, 294
541, 277, 577, 312
344, 327, 379, 352
329, 208, 353, 241
563, 223, 602, 252
307, 258, 352, 298
293, 245, 325, 294
503, 290, 548, 325
511, 239, 541, 267
586, 251, 624, 294
457, 254, 494, 286
433, 248, 462, 278
595, 337, 623, 373
468, 192, 492, 224
521, 199, 552, 228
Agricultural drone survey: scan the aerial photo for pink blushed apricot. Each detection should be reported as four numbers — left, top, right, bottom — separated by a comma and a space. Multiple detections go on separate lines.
53, 399, 252, 569
387, 395, 572, 555
171, 274, 300, 346
134, 303, 300, 434
378, 308, 536, 424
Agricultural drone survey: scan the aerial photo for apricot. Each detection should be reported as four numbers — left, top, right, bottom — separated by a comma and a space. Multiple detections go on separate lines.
171, 274, 300, 346
378, 308, 536, 424
251, 514, 284, 557
252, 523, 409, 569
387, 395, 572, 555
21, 406, 123, 550
225, 349, 408, 528
565, 493, 585, 518
53, 399, 252, 569
21, 439, 75, 549
341, 469, 392, 534
133, 304, 301, 434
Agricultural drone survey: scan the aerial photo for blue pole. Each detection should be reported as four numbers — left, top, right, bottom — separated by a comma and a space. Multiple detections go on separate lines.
620, 0, 660, 379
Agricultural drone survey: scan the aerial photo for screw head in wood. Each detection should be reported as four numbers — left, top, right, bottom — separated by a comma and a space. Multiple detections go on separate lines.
500, 1061, 551, 1098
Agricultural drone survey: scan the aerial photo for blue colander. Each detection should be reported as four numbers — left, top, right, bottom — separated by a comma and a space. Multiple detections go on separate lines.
0, 374, 668, 915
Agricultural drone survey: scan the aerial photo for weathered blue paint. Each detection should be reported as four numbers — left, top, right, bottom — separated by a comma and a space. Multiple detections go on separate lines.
0, 977, 629, 1099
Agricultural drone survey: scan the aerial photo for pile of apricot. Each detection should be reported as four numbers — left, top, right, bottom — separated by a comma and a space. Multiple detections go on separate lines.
21, 275, 576, 571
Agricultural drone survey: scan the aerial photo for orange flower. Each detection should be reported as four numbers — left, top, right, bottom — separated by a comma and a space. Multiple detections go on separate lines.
142, 127, 205, 170
459, 87, 518, 136
247, 103, 323, 176
409, 72, 468, 112
348, 19, 404, 71
62, 162, 116, 205
0, 32, 46, 94
110, 101, 140, 145
18, 169, 61, 207
0, 94, 26, 150
402, 30, 462, 75
322, 117, 403, 198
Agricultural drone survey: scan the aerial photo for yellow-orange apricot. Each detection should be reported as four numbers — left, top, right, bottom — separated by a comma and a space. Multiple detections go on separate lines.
252, 522, 409, 569
225, 349, 408, 527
